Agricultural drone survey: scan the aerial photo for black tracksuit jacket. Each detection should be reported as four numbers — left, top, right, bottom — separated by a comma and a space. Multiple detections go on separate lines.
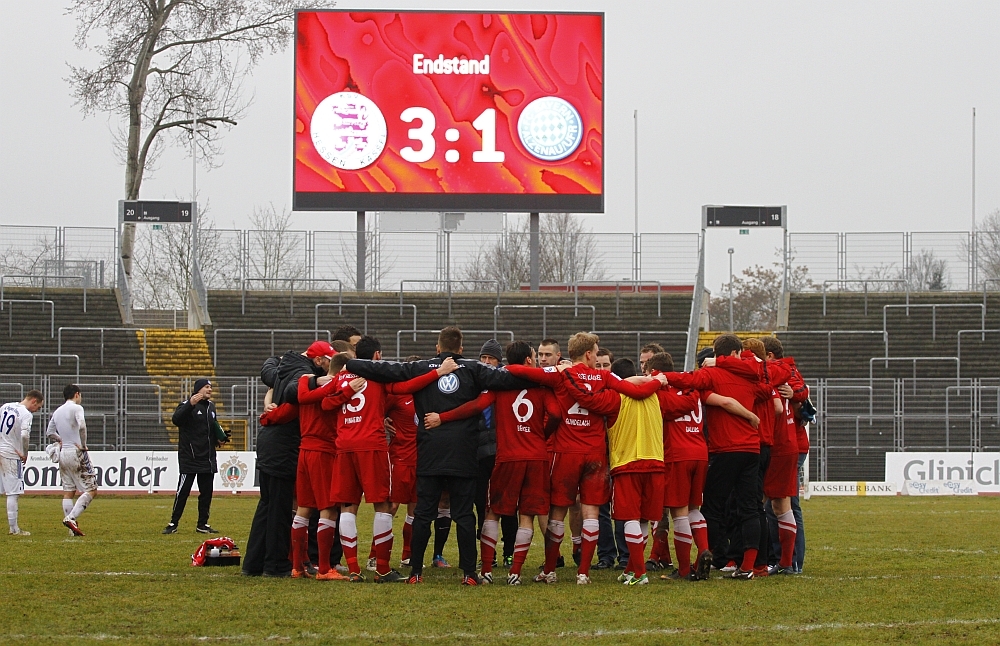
346, 353, 532, 479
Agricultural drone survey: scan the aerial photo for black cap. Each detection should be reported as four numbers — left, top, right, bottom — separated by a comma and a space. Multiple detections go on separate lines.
192, 379, 212, 395
479, 339, 504, 362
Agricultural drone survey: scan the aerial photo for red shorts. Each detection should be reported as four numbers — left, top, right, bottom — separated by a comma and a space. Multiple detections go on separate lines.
296, 450, 337, 510
549, 452, 610, 507
663, 460, 708, 509
390, 461, 417, 505
610, 471, 664, 521
764, 452, 799, 499
331, 450, 391, 505
488, 460, 551, 517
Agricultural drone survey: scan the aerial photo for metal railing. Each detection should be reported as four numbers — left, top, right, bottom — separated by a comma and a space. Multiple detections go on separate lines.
868, 356, 961, 382
571, 280, 669, 317
212, 329, 332, 366
2, 299, 55, 337
395, 329, 514, 359
883, 303, 986, 341
315, 303, 417, 340
822, 279, 909, 316
588, 330, 689, 364
400, 279, 500, 318
956, 329, 1000, 362
0, 354, 80, 379
241, 278, 343, 315
493, 304, 596, 339
1, 274, 88, 312
775, 330, 885, 369
57, 327, 148, 366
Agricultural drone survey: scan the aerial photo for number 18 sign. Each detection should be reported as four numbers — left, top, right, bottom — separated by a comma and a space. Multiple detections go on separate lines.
294, 10, 604, 212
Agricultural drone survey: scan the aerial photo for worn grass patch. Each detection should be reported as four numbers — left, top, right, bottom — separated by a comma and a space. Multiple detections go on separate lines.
1, 495, 998, 644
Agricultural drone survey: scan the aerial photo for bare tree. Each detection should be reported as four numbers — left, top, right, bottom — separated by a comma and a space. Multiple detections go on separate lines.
131, 207, 239, 309
462, 214, 606, 289
245, 204, 306, 285
66, 0, 324, 280
906, 249, 949, 291
975, 208, 1000, 283
709, 255, 814, 331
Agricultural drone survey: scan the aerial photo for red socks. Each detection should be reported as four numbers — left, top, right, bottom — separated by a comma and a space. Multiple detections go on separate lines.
672, 516, 693, 577
578, 518, 599, 576
480, 519, 499, 575
542, 519, 564, 574
291, 515, 309, 573
511, 526, 532, 576
777, 509, 797, 568
402, 515, 413, 561
741, 548, 758, 572
317, 518, 336, 574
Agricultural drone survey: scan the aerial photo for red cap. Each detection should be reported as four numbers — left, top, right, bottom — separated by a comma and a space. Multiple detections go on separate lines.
305, 341, 335, 359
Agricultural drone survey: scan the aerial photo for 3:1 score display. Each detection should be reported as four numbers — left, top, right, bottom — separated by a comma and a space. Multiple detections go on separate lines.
399, 107, 505, 164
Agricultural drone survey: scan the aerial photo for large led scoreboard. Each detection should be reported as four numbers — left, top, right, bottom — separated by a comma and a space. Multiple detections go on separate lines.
293, 10, 604, 212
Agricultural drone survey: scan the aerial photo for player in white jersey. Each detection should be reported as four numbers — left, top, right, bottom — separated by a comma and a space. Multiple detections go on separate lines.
46, 384, 98, 536
0, 390, 44, 535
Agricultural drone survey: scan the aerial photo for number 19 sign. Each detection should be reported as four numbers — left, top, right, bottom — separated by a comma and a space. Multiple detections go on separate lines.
294, 10, 604, 212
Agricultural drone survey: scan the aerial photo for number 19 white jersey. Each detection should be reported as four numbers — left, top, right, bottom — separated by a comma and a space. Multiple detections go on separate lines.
0, 402, 32, 459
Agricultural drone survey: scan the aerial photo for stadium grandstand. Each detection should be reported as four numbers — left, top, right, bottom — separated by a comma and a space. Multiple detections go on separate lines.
1, 222, 998, 485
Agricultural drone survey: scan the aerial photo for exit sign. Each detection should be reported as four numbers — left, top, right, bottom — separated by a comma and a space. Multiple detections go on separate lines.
739, 229, 749, 235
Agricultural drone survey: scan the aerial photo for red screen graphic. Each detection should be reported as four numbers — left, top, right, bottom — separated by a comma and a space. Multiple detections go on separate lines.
294, 11, 603, 212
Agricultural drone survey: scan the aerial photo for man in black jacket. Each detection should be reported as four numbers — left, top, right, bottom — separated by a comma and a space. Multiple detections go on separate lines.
243, 341, 333, 577
346, 327, 531, 585
163, 379, 226, 534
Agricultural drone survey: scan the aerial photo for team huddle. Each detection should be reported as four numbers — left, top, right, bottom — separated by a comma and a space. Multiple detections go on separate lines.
247, 325, 810, 586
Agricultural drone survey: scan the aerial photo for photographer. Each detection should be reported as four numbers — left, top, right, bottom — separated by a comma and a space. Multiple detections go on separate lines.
163, 378, 228, 534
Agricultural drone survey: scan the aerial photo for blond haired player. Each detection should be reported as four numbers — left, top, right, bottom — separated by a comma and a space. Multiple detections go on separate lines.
0, 390, 44, 535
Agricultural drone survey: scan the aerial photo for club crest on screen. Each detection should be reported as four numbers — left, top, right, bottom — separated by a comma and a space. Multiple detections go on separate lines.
517, 96, 584, 162
437, 374, 460, 394
310, 91, 387, 170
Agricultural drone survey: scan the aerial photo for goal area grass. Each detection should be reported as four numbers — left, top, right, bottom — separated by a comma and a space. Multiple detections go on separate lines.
1, 495, 997, 644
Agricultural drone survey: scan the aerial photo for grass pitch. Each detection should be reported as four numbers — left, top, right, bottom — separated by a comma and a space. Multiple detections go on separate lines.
1, 494, 998, 644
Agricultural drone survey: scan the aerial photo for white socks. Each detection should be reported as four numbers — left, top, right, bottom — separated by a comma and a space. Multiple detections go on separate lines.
62, 498, 74, 518
340, 512, 358, 545
292, 514, 309, 529
318, 517, 337, 532
69, 492, 93, 520
7, 495, 18, 532
547, 519, 565, 544
373, 512, 394, 546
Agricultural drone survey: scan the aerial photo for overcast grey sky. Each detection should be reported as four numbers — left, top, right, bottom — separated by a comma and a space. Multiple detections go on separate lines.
1, 1, 998, 291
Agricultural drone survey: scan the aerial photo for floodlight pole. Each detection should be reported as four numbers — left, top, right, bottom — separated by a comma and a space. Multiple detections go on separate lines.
633, 109, 639, 282
728, 247, 735, 332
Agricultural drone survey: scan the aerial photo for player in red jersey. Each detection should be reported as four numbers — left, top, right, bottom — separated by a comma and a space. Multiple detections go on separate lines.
643, 352, 760, 580
425, 340, 562, 585
504, 332, 663, 584
663, 334, 766, 580
287, 353, 356, 580
326, 336, 459, 583
384, 355, 422, 567
761, 336, 808, 574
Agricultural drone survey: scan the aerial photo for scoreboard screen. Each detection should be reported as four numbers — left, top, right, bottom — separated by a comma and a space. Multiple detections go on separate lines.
293, 10, 604, 212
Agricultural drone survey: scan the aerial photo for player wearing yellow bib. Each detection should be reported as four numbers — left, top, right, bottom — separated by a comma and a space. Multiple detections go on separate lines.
570, 358, 666, 586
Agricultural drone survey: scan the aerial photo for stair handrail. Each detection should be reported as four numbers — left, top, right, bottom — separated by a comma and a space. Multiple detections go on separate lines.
773, 330, 884, 370
57, 326, 148, 367
1, 299, 55, 337
395, 329, 514, 360
883, 303, 985, 342
0, 353, 79, 379
956, 329, 1000, 364
493, 304, 596, 339
241, 278, 343, 316
400, 279, 500, 319
213, 328, 332, 366
570, 280, 667, 318
822, 279, 909, 317
315, 303, 418, 340
1, 274, 88, 312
